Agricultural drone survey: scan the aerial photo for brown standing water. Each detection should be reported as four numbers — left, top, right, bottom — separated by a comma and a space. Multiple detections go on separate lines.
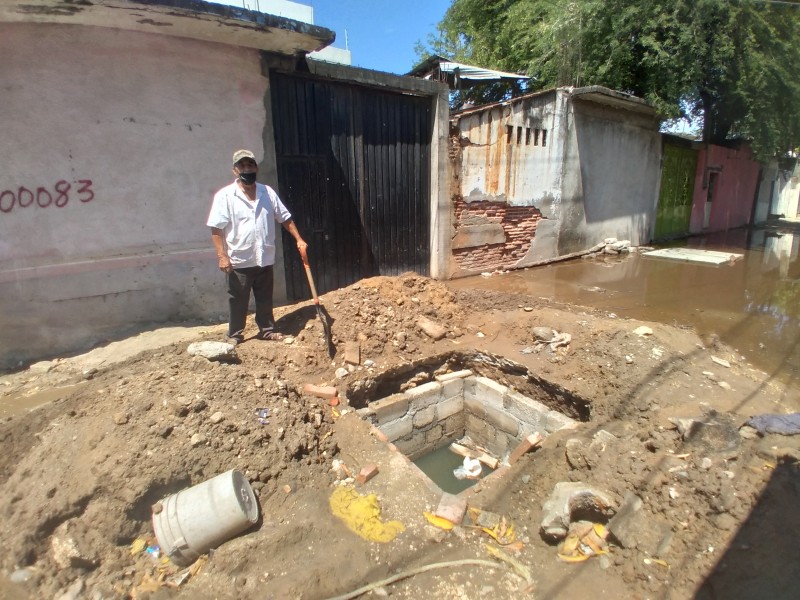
449, 227, 800, 395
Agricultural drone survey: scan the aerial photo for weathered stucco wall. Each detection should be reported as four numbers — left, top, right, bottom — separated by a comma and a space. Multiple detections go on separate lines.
449, 88, 661, 276
450, 91, 565, 275
689, 143, 761, 234
562, 98, 661, 253
757, 159, 800, 222
0, 23, 269, 368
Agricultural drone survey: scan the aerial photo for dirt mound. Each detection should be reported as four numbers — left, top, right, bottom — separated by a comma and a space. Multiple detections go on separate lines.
1, 273, 798, 600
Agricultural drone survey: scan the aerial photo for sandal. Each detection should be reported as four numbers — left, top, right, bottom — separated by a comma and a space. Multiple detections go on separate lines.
260, 332, 285, 341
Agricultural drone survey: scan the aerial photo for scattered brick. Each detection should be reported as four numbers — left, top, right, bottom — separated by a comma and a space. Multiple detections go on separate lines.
356, 464, 379, 485
344, 341, 361, 365
509, 432, 544, 465
435, 492, 467, 525
303, 383, 338, 401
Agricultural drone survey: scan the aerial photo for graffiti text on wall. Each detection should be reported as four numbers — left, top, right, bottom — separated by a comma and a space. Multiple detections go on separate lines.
0, 180, 95, 214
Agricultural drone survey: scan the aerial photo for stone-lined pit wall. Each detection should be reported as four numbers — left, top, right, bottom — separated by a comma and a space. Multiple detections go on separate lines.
357, 370, 576, 461
451, 198, 543, 274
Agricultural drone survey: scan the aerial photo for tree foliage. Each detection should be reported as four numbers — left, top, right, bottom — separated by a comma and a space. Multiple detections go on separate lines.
421, 0, 800, 159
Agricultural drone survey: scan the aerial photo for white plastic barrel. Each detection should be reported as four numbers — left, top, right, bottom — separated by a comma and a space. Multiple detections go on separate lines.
152, 469, 259, 566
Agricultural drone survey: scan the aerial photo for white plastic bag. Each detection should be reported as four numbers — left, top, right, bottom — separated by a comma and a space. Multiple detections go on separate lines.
453, 456, 482, 480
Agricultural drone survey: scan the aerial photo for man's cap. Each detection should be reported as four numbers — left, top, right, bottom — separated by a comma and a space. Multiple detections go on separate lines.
232, 149, 256, 165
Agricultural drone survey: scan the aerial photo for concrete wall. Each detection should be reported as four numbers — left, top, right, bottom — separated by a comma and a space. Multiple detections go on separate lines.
449, 88, 661, 276
357, 371, 576, 461
563, 98, 662, 252
0, 23, 269, 368
752, 158, 800, 224
753, 160, 777, 224
689, 143, 761, 233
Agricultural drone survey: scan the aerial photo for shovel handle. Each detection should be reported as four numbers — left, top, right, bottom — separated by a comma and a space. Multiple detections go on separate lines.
299, 247, 320, 304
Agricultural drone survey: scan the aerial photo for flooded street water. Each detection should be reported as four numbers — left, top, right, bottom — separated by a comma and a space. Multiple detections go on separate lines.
449, 227, 800, 396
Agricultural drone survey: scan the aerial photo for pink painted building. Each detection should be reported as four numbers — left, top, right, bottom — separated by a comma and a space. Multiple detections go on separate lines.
689, 142, 761, 234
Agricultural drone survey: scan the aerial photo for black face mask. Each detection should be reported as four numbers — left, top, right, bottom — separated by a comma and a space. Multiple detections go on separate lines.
238, 172, 257, 185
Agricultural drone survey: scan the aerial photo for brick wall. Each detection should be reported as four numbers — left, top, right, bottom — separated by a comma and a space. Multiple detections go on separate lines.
452, 197, 543, 272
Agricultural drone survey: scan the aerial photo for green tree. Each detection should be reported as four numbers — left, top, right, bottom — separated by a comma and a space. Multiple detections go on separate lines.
421, 0, 800, 159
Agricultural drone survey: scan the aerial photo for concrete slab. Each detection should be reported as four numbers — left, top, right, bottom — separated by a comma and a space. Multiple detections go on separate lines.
642, 248, 743, 265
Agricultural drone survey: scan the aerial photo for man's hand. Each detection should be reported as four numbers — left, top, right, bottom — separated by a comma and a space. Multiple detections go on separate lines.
218, 255, 233, 273
296, 238, 308, 253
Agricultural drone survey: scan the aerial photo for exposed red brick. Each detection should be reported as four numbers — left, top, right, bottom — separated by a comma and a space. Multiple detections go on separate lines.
435, 492, 468, 525
303, 384, 338, 400
356, 464, 379, 485
509, 432, 544, 465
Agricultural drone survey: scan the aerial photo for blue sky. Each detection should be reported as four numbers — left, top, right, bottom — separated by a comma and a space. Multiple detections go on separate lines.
309, 0, 451, 74
222, 0, 452, 75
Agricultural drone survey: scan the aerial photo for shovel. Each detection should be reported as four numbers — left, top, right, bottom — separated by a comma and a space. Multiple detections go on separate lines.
299, 247, 335, 357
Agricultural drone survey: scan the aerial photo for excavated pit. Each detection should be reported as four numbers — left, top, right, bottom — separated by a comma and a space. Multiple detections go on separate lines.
349, 351, 590, 495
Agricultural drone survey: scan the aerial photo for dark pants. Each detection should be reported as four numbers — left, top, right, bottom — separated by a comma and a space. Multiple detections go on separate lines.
226, 265, 275, 341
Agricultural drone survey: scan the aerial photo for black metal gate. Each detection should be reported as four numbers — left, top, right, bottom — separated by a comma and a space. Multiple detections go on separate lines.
270, 71, 432, 300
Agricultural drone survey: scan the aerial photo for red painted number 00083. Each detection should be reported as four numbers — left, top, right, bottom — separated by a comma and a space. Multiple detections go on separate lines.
0, 180, 94, 214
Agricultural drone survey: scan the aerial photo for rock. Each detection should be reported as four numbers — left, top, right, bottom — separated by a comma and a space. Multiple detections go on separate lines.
669, 411, 741, 459
738, 425, 759, 440
606, 493, 644, 548
55, 579, 84, 600
531, 327, 554, 342
210, 411, 224, 424
540, 482, 616, 540
113, 412, 129, 425
186, 341, 236, 361
711, 356, 731, 368
424, 525, 448, 543
9, 568, 34, 583
565, 439, 589, 469
190, 433, 207, 447
416, 316, 447, 340
612, 240, 631, 251
335, 367, 349, 379
713, 512, 737, 531
29, 360, 54, 374
633, 326, 653, 336
51, 523, 97, 569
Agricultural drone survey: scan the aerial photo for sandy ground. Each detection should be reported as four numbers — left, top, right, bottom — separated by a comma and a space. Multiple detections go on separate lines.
1, 271, 798, 600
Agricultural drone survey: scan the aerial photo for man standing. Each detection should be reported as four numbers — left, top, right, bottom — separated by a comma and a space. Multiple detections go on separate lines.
207, 149, 307, 345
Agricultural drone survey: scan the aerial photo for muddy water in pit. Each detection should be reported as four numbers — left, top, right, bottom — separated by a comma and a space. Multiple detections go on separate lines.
413, 445, 495, 495
449, 227, 800, 394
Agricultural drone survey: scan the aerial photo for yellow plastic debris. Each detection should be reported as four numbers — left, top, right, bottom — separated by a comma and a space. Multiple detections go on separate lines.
329, 486, 405, 543
130, 538, 147, 556
481, 515, 516, 545
424, 511, 455, 530
557, 521, 609, 562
